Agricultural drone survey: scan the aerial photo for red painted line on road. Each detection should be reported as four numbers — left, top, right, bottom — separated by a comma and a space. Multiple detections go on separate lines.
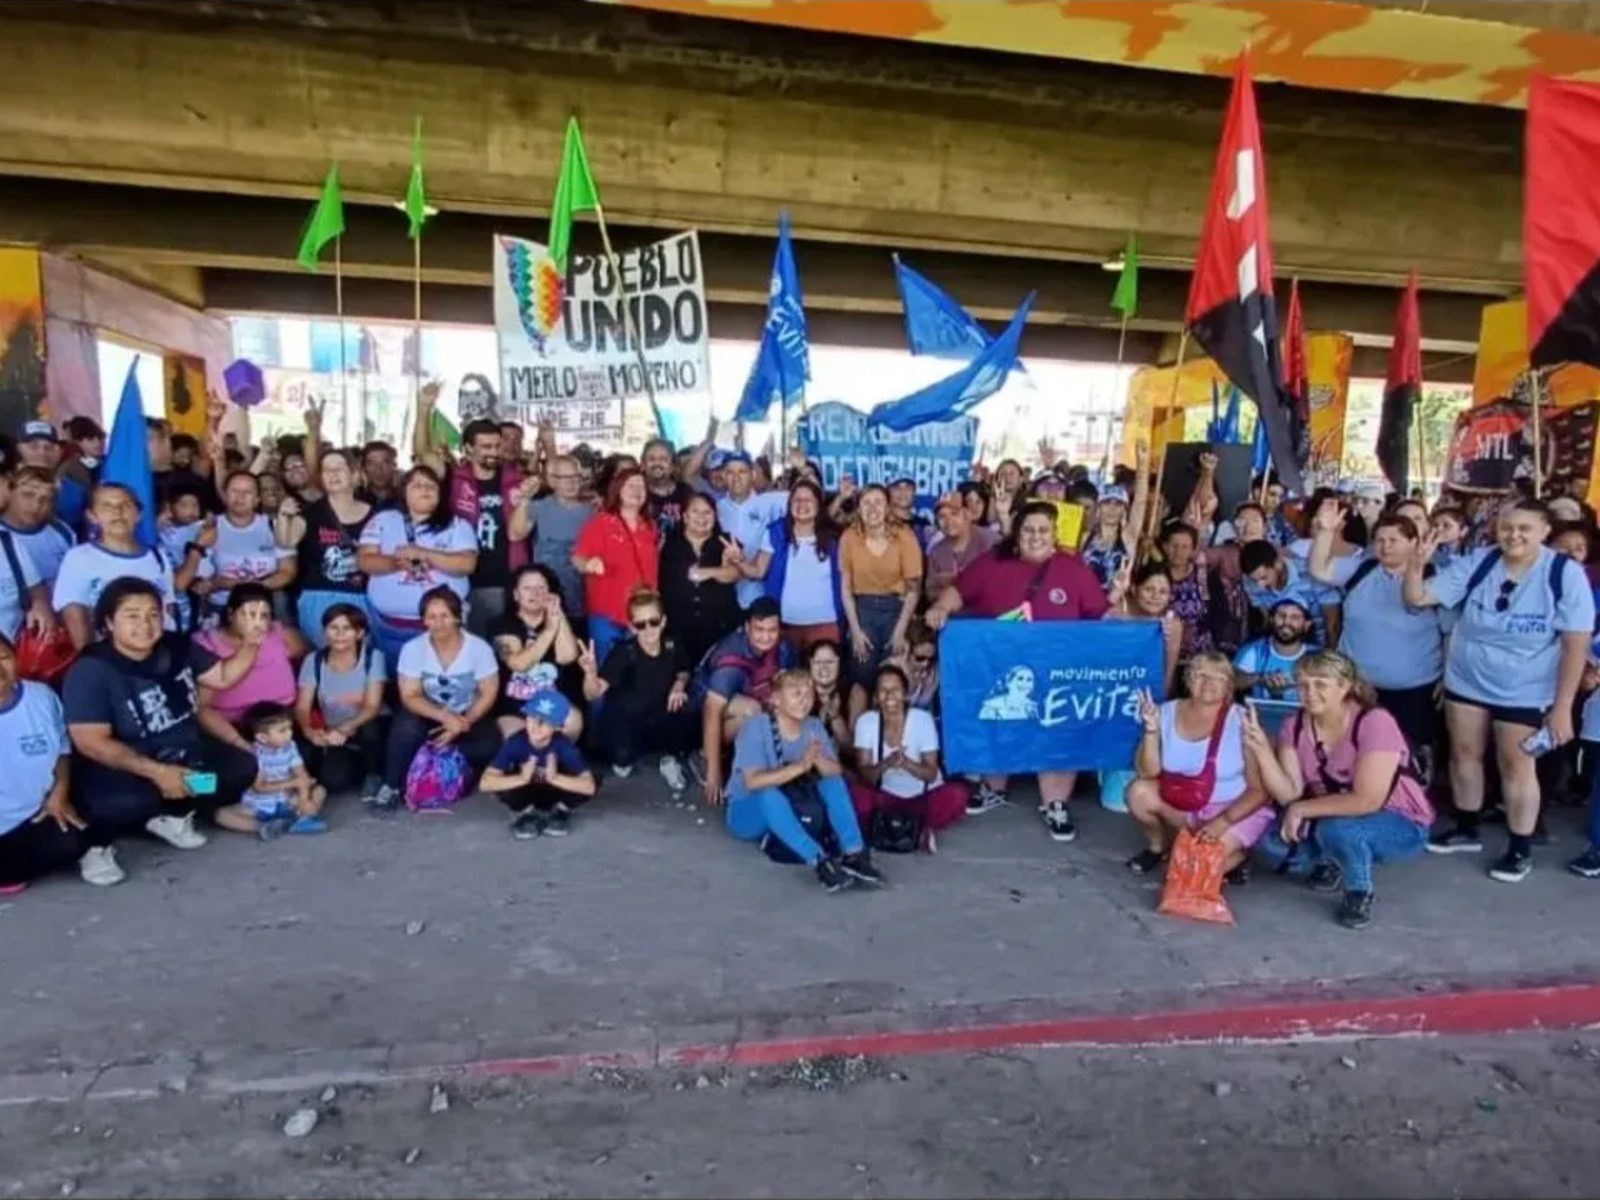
453, 983, 1600, 1081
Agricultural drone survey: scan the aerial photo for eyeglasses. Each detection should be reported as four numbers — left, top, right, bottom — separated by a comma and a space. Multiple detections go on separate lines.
1495, 579, 1516, 612
632, 616, 664, 630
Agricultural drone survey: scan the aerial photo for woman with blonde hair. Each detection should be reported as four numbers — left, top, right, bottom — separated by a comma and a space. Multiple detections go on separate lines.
1125, 651, 1273, 879
1242, 650, 1435, 930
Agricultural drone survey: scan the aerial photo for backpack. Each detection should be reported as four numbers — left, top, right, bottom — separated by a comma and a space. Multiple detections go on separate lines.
758, 718, 841, 864
0, 530, 77, 686
1461, 548, 1568, 609
1345, 555, 1433, 596
404, 741, 470, 811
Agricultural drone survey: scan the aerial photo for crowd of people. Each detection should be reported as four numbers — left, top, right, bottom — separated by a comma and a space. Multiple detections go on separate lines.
1, 389, 1598, 925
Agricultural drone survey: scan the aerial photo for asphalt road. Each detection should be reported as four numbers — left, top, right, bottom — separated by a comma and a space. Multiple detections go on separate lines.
4, 1033, 1598, 1199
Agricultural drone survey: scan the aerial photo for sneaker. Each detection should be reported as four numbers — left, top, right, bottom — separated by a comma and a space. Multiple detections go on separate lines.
1337, 890, 1374, 930
1308, 861, 1344, 893
288, 816, 328, 835
359, 776, 383, 805
659, 755, 689, 798
145, 813, 207, 850
1225, 861, 1252, 887
371, 784, 401, 813
544, 806, 571, 837
611, 763, 635, 780
840, 851, 887, 888
510, 808, 546, 840
815, 857, 851, 893
1488, 847, 1532, 883
687, 751, 709, 788
1567, 846, 1600, 879
966, 784, 1006, 816
1043, 801, 1076, 843
1426, 823, 1483, 854
1125, 848, 1165, 875
256, 816, 292, 842
78, 845, 125, 887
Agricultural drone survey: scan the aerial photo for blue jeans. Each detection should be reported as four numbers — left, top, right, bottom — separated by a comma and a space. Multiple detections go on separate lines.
1257, 809, 1428, 893
726, 776, 865, 865
848, 594, 903, 689
297, 590, 365, 648
368, 608, 423, 673
1588, 755, 1600, 849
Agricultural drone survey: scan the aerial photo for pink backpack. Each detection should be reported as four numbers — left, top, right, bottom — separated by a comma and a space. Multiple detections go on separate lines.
405, 742, 470, 812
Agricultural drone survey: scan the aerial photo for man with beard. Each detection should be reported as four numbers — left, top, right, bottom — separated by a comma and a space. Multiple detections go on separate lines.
358, 441, 400, 509
415, 384, 534, 637
641, 431, 715, 540
1233, 598, 1312, 703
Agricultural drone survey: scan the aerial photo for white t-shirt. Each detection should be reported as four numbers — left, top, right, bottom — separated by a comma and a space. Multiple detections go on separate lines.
1158, 701, 1248, 806
853, 708, 943, 799
0, 530, 41, 640
208, 514, 293, 603
0, 681, 70, 837
360, 510, 478, 620
396, 631, 499, 715
52, 543, 178, 630
760, 529, 836, 626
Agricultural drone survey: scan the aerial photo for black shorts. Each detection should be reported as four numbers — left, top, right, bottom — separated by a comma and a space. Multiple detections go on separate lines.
1441, 688, 1546, 731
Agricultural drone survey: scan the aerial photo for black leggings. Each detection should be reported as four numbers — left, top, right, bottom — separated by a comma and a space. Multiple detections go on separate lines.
594, 704, 698, 767
73, 735, 258, 835
304, 720, 387, 793
0, 817, 107, 887
1376, 683, 1441, 782
491, 780, 592, 815
383, 711, 503, 789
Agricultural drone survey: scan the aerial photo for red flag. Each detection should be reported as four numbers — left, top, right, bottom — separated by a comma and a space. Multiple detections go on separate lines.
1282, 278, 1310, 468
1526, 75, 1600, 370
1185, 52, 1303, 493
1377, 271, 1422, 494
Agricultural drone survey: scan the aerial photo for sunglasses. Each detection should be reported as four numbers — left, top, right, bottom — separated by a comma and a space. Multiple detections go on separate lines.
632, 616, 664, 630
1494, 579, 1516, 613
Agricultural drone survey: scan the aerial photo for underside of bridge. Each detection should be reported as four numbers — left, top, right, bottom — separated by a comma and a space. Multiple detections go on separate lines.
0, 0, 1558, 381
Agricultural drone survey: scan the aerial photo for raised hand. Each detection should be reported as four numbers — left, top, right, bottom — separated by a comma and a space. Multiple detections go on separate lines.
1037, 437, 1060, 469
1312, 498, 1346, 535
578, 638, 599, 676
1138, 687, 1160, 734
719, 535, 744, 566
196, 515, 219, 550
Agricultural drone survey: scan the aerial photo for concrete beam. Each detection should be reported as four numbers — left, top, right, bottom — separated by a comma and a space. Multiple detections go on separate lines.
0, 2, 1522, 290
3, 177, 1493, 346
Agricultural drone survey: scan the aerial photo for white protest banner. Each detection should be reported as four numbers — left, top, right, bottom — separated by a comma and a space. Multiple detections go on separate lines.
492, 231, 710, 443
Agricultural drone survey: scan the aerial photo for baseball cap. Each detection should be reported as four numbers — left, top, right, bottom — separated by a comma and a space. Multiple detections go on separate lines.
1098, 485, 1130, 505
935, 492, 964, 512
1350, 481, 1386, 502
522, 688, 572, 727
19, 420, 56, 443
721, 450, 753, 468
1270, 596, 1312, 617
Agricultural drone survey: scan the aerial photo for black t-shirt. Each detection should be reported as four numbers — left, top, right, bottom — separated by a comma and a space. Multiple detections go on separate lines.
470, 471, 510, 588
646, 482, 695, 541
657, 532, 740, 664
488, 609, 584, 714
61, 634, 218, 767
600, 636, 688, 718
297, 498, 368, 593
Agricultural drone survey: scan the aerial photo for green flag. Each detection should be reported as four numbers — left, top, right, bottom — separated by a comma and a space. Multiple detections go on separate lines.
296, 164, 344, 271
402, 117, 431, 240
548, 116, 600, 274
1110, 234, 1139, 319
429, 409, 461, 450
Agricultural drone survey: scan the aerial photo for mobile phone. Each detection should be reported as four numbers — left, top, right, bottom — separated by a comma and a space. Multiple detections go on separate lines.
183, 771, 218, 796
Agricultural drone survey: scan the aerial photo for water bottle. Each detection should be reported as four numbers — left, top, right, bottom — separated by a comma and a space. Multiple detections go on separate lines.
1520, 726, 1556, 758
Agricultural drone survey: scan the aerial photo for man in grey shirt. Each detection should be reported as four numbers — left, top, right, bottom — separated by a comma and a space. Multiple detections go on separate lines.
529, 453, 595, 622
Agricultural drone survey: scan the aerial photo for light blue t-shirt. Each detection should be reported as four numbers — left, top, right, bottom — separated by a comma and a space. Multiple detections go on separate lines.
1432, 546, 1595, 709
1241, 556, 1339, 647
0, 681, 69, 837
728, 712, 835, 803
1327, 557, 1447, 691
1, 518, 74, 586
1232, 638, 1308, 703
713, 490, 789, 607
0, 530, 40, 641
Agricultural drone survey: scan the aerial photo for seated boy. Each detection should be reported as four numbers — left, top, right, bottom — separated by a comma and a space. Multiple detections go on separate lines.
480, 688, 597, 840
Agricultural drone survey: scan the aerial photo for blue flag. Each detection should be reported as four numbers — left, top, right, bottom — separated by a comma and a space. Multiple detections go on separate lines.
895, 256, 991, 359
103, 357, 157, 549
1251, 403, 1271, 476
867, 292, 1034, 434
734, 210, 809, 423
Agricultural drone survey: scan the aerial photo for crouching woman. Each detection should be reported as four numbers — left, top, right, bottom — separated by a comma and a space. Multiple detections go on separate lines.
1244, 650, 1434, 930
721, 668, 885, 892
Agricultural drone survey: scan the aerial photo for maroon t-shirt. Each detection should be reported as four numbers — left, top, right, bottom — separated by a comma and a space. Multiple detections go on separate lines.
955, 550, 1108, 620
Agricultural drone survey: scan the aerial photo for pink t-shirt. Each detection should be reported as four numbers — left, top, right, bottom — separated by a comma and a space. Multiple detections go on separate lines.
954, 550, 1108, 621
195, 625, 297, 725
1279, 704, 1435, 827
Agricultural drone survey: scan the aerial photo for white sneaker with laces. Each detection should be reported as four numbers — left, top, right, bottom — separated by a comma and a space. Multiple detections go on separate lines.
611, 763, 635, 780
659, 755, 689, 796
145, 813, 208, 850
79, 845, 126, 887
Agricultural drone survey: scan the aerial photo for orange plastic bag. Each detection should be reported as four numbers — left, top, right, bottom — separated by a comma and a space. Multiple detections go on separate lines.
1156, 829, 1236, 926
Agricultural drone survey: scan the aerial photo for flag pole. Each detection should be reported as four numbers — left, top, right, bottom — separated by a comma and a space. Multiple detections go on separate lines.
335, 235, 348, 443
1106, 309, 1129, 472
1531, 370, 1545, 499
1144, 329, 1189, 546
591, 200, 665, 440
1415, 393, 1430, 501
410, 224, 422, 458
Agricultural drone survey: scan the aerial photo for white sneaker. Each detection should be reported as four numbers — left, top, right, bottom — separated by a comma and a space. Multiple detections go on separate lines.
79, 845, 125, 887
659, 755, 688, 797
611, 764, 635, 780
145, 813, 208, 850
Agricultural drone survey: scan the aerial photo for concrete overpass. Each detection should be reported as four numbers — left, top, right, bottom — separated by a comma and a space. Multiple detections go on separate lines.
0, 0, 1559, 381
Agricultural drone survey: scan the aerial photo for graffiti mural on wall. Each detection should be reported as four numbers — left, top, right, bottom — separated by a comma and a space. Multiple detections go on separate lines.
0, 248, 45, 437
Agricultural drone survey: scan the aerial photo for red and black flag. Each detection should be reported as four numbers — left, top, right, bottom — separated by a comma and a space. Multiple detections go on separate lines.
1527, 75, 1600, 370
1377, 271, 1421, 494
1185, 51, 1303, 494
1282, 277, 1310, 470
